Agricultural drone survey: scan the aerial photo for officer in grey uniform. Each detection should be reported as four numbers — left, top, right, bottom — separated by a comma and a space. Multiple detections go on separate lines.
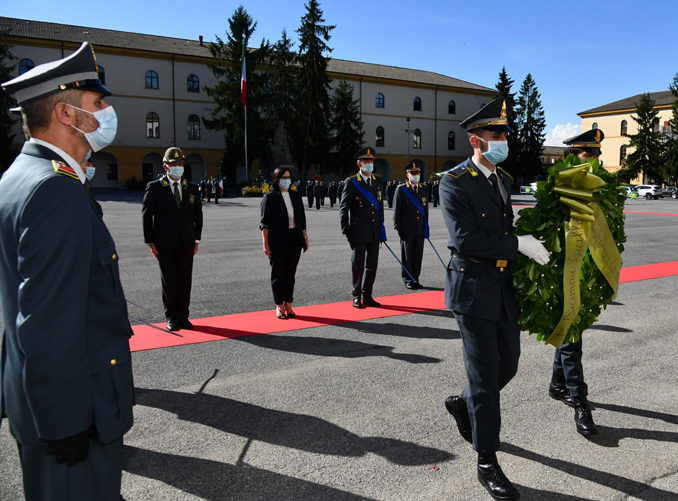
547, 129, 605, 437
439, 97, 549, 500
0, 42, 134, 501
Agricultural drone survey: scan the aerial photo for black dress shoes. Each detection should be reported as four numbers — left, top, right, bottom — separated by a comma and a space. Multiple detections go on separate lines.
353, 297, 363, 309
167, 320, 180, 331
477, 461, 520, 501
412, 282, 424, 289
444, 395, 473, 443
549, 371, 575, 407
180, 319, 194, 330
573, 396, 598, 437
405, 283, 415, 289
362, 296, 381, 307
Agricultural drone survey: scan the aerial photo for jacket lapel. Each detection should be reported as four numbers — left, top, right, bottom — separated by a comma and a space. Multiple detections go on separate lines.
468, 158, 501, 209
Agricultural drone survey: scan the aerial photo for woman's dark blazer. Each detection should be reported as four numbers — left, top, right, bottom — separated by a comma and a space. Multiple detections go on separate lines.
260, 189, 307, 252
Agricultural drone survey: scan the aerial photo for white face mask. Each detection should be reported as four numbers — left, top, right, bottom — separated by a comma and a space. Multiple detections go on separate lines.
361, 163, 374, 174
410, 175, 420, 183
68, 104, 118, 152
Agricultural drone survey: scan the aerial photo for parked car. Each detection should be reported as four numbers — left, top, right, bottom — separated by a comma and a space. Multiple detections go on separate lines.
621, 186, 639, 198
661, 186, 678, 199
635, 185, 663, 200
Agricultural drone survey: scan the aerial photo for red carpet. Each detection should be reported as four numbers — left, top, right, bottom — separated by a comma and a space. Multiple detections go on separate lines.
130, 261, 678, 353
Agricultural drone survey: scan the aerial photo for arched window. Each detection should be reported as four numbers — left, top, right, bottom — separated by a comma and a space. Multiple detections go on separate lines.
448, 100, 456, 114
652, 117, 659, 132
413, 129, 422, 149
620, 145, 627, 165
146, 112, 160, 138
188, 115, 201, 140
97, 65, 105, 84
19, 58, 34, 74
413, 96, 422, 111
375, 92, 384, 108
620, 120, 628, 136
145, 70, 159, 89
448, 131, 455, 150
187, 74, 200, 92
592, 122, 598, 130
376, 126, 385, 147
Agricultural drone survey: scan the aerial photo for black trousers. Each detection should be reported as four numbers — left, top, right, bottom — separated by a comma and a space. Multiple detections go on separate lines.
553, 338, 587, 397
307, 196, 313, 208
158, 241, 194, 322
315, 196, 321, 210
455, 311, 520, 453
270, 229, 302, 305
351, 241, 379, 298
330, 196, 336, 207
400, 236, 424, 285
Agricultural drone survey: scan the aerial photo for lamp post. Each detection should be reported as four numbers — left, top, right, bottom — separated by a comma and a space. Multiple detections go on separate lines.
405, 117, 411, 162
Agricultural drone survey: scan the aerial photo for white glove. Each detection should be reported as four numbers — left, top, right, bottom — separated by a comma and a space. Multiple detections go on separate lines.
517, 235, 550, 265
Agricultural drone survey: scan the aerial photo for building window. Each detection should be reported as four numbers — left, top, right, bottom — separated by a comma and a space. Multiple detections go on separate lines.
413, 96, 422, 111
97, 65, 105, 84
413, 129, 422, 149
652, 117, 659, 133
592, 122, 598, 129
19, 58, 34, 74
620, 145, 627, 165
188, 114, 201, 140
448, 131, 455, 150
145, 70, 159, 89
620, 119, 627, 136
106, 163, 118, 181
376, 92, 384, 108
448, 100, 456, 114
146, 112, 160, 138
187, 74, 200, 92
376, 126, 385, 147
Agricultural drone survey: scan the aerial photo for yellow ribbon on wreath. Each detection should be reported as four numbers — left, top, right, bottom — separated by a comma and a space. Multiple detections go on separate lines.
548, 163, 622, 347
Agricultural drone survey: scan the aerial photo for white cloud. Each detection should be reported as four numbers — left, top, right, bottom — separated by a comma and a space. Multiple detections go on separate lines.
544, 122, 580, 146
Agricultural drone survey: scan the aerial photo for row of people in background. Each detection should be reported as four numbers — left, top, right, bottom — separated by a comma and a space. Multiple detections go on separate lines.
198, 177, 222, 204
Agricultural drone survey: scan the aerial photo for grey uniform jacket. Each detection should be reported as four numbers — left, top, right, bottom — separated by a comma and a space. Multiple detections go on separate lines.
439, 158, 519, 322
0, 142, 134, 445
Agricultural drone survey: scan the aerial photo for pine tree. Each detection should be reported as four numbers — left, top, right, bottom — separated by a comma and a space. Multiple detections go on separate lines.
0, 30, 18, 174
329, 80, 364, 176
494, 67, 519, 180
620, 93, 663, 183
514, 73, 546, 181
294, 0, 335, 178
270, 29, 297, 166
204, 6, 275, 184
661, 74, 678, 185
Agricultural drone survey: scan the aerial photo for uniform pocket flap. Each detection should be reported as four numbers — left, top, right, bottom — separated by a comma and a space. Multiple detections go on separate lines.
90, 341, 131, 375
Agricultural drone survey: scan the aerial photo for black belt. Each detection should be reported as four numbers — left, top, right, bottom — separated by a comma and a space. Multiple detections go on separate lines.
451, 252, 507, 268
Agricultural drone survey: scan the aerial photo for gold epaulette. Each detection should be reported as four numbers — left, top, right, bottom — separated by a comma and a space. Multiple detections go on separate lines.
497, 167, 513, 182
52, 160, 79, 180
446, 166, 472, 179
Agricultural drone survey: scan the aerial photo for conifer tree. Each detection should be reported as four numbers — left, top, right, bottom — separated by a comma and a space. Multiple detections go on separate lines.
514, 73, 546, 181
620, 93, 663, 183
329, 80, 364, 176
661, 74, 678, 185
494, 67, 519, 179
270, 29, 297, 165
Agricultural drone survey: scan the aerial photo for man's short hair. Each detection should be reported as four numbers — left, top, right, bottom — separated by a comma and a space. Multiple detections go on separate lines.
564, 147, 583, 157
20, 89, 82, 135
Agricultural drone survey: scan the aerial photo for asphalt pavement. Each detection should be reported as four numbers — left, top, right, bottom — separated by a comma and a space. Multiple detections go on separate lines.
1, 191, 677, 500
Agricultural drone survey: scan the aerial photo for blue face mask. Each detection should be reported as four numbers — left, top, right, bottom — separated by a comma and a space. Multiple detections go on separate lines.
361, 163, 374, 174
279, 178, 292, 190
85, 166, 96, 181
410, 175, 420, 183
168, 166, 184, 179
69, 104, 118, 152
478, 137, 509, 165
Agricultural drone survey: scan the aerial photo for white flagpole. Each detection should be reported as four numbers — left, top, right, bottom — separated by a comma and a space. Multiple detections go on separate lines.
244, 107, 248, 184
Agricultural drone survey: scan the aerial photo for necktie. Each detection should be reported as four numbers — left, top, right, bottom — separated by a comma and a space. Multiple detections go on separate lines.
488, 173, 504, 209
173, 182, 181, 207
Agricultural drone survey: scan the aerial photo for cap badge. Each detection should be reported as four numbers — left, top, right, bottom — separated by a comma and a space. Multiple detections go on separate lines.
595, 130, 601, 143
500, 100, 507, 118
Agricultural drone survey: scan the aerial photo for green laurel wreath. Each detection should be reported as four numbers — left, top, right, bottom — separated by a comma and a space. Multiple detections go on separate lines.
512, 155, 627, 344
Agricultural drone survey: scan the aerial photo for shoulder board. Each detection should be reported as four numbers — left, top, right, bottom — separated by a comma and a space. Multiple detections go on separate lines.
161, 178, 169, 186
52, 160, 79, 180
397, 183, 407, 188
373, 173, 382, 178
445, 166, 472, 179
346, 174, 358, 181
497, 167, 513, 182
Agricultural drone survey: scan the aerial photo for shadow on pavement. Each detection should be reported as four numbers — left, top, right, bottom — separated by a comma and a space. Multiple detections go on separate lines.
588, 324, 632, 333
512, 484, 592, 500
590, 401, 678, 425
337, 321, 460, 340
502, 442, 675, 500
135, 387, 454, 466
586, 425, 678, 448
124, 445, 375, 501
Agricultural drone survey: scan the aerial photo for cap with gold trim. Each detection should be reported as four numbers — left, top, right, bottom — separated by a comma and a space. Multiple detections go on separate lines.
563, 129, 604, 156
2, 42, 110, 106
355, 146, 376, 161
163, 147, 185, 164
460, 97, 513, 133
404, 160, 422, 172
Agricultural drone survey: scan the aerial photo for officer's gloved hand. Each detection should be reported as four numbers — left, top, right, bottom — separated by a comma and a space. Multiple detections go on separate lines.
517, 235, 550, 265
45, 428, 90, 466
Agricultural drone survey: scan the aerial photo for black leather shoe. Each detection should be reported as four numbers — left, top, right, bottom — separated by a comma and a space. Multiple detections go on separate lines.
573, 397, 598, 437
412, 282, 424, 289
444, 395, 472, 443
549, 371, 575, 407
477, 462, 520, 501
405, 283, 415, 289
353, 297, 363, 309
363, 296, 381, 307
167, 320, 180, 331
180, 319, 194, 330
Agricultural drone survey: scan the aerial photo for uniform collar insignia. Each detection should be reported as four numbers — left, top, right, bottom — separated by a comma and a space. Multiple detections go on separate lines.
182, 179, 187, 186
161, 178, 169, 186
468, 166, 479, 176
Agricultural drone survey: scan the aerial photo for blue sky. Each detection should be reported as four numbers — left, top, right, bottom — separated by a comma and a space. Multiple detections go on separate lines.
4, 0, 677, 145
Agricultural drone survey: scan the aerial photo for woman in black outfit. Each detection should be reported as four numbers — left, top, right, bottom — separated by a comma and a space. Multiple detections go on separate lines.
260, 167, 308, 319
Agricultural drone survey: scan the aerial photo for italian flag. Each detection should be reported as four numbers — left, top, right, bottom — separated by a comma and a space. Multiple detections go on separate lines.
240, 44, 246, 109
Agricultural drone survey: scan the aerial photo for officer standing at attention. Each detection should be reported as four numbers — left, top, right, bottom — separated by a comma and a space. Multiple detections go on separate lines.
546, 128, 605, 437
0, 42, 134, 501
387, 180, 397, 208
328, 181, 338, 207
393, 160, 428, 289
306, 180, 314, 208
439, 97, 549, 500
339, 147, 385, 308
142, 147, 203, 331
314, 180, 324, 210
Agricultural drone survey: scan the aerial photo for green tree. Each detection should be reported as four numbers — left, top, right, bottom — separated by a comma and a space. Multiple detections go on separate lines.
494, 66, 519, 180
514, 73, 546, 182
204, 6, 275, 184
329, 80, 364, 176
620, 93, 663, 183
661, 74, 678, 184
294, 0, 335, 178
270, 29, 297, 166
0, 30, 18, 174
